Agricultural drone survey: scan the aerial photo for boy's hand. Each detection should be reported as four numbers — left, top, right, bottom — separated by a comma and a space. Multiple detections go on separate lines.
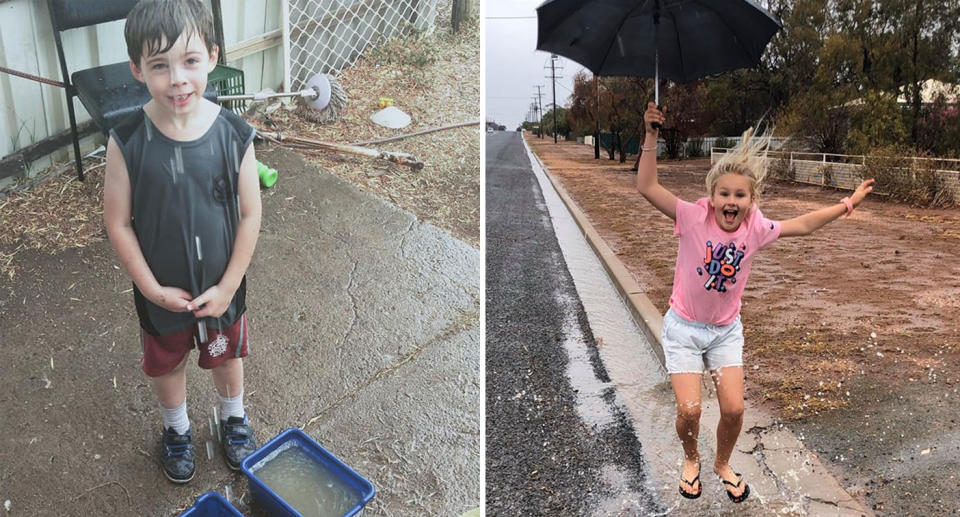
644, 102, 666, 133
188, 284, 233, 318
851, 179, 875, 206
151, 286, 194, 312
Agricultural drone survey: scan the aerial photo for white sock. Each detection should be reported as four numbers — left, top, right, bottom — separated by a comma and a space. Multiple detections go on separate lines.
219, 390, 245, 421
161, 400, 190, 435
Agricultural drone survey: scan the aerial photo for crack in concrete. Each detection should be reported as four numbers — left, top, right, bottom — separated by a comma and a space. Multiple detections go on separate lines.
744, 425, 795, 499
807, 495, 846, 507
743, 424, 859, 514
335, 261, 360, 369
301, 307, 480, 430
397, 219, 416, 258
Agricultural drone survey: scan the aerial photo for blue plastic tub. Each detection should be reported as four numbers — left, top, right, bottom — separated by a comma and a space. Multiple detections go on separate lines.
179, 491, 244, 517
241, 428, 375, 517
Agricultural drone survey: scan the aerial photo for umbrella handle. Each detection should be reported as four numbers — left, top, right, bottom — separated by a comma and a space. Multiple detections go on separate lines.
651, 104, 664, 131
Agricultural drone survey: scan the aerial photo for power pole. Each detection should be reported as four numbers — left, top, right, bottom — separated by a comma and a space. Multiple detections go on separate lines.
534, 86, 544, 138
594, 75, 600, 159
550, 54, 558, 143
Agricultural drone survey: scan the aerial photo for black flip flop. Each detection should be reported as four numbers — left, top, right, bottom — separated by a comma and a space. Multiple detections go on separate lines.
678, 463, 702, 499
721, 472, 750, 503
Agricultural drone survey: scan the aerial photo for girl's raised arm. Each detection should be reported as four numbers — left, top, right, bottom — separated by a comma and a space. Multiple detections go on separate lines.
779, 179, 875, 237
635, 102, 678, 221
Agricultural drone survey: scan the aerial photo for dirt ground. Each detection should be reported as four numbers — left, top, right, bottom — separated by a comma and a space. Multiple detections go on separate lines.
528, 135, 960, 514
0, 145, 481, 516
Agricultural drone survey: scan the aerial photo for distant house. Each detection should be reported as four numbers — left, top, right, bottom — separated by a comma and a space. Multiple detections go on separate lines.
843, 79, 959, 108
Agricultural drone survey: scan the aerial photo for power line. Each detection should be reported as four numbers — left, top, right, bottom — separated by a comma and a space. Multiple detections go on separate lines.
485, 16, 537, 19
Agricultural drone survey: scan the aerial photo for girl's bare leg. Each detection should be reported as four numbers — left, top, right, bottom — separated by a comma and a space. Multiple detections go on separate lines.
152, 353, 190, 409
711, 366, 746, 497
670, 373, 703, 493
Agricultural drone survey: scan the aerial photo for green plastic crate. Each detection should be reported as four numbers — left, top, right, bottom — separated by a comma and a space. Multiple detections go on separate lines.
209, 64, 245, 113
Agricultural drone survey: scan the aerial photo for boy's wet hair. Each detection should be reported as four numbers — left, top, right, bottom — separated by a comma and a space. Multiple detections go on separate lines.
124, 0, 216, 65
705, 126, 775, 203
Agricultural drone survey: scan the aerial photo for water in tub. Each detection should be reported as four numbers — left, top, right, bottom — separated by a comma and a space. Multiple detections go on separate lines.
252, 442, 361, 517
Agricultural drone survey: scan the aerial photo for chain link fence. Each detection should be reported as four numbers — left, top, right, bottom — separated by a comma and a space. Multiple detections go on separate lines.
283, 0, 441, 91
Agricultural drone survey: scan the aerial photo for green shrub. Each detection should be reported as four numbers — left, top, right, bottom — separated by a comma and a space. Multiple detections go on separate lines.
861, 148, 955, 207
821, 165, 835, 187
768, 154, 796, 182
685, 138, 704, 158
713, 136, 734, 149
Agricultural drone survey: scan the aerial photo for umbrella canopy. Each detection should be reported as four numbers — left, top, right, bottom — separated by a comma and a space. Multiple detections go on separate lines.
536, 0, 782, 83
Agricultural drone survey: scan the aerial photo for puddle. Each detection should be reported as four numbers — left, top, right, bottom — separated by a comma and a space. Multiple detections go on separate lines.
525, 141, 681, 500
552, 284, 616, 428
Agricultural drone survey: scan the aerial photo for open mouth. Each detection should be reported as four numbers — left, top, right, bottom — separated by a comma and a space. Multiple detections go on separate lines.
170, 92, 193, 105
722, 208, 738, 225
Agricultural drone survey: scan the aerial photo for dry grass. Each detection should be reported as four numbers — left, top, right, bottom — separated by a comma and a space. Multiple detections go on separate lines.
0, 161, 107, 279
748, 327, 865, 419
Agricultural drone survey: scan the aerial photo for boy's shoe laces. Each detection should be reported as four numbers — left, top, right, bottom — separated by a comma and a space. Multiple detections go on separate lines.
220, 415, 257, 470
161, 427, 195, 483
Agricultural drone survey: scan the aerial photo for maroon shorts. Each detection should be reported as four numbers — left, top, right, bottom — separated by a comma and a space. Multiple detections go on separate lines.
141, 314, 249, 377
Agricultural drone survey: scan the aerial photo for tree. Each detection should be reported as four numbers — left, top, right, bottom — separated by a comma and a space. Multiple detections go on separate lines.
567, 71, 600, 136
541, 106, 570, 140
916, 93, 960, 157
845, 91, 908, 154
779, 90, 852, 153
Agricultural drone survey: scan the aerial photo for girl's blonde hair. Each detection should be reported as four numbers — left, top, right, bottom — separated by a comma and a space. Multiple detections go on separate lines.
705, 126, 774, 202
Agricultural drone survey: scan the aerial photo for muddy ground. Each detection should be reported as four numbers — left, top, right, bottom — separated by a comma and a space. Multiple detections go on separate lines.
0, 147, 480, 516
528, 135, 960, 515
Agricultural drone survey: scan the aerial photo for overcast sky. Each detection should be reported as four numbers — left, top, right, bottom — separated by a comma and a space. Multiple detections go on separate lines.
485, 0, 586, 129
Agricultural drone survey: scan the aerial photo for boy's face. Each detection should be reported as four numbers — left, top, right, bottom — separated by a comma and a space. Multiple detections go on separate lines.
710, 172, 754, 232
130, 31, 218, 117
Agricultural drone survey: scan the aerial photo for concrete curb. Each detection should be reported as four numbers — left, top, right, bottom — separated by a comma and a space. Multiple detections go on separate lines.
526, 139, 871, 516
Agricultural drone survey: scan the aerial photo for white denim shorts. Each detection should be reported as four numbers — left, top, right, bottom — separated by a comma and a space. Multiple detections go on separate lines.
661, 308, 744, 374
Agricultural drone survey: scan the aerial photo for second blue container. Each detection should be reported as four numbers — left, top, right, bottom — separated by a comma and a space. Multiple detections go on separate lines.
179, 491, 244, 517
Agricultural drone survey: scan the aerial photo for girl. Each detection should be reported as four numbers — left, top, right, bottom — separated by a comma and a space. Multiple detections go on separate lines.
635, 102, 874, 502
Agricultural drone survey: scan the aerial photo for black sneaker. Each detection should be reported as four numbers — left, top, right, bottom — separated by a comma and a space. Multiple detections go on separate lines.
220, 415, 257, 470
160, 427, 195, 483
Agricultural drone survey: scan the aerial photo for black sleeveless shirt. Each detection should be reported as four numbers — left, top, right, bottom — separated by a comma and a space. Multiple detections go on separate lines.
110, 107, 255, 336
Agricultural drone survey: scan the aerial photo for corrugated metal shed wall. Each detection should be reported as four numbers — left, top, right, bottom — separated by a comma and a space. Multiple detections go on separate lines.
0, 0, 283, 175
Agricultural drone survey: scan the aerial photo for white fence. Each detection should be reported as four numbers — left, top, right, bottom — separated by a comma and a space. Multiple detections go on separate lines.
711, 148, 960, 203
580, 135, 789, 158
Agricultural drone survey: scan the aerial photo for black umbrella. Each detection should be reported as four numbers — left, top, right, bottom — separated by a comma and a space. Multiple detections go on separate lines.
537, 0, 782, 113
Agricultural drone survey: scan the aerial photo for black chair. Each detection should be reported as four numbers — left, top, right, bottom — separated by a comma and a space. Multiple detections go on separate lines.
47, 0, 217, 181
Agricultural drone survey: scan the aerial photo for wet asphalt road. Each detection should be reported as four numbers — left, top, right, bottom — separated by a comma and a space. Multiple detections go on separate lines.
485, 132, 663, 516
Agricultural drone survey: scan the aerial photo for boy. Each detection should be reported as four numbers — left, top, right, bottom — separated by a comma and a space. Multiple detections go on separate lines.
103, 0, 261, 483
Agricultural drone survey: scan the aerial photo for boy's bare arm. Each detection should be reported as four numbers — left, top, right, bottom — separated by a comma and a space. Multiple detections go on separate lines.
190, 144, 262, 318
103, 138, 193, 312
780, 179, 875, 237
635, 102, 677, 221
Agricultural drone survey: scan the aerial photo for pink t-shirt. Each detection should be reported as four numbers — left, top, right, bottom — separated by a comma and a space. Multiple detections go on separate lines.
669, 197, 781, 325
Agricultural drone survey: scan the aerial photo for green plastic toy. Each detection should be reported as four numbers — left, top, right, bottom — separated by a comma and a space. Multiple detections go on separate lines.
256, 160, 278, 188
